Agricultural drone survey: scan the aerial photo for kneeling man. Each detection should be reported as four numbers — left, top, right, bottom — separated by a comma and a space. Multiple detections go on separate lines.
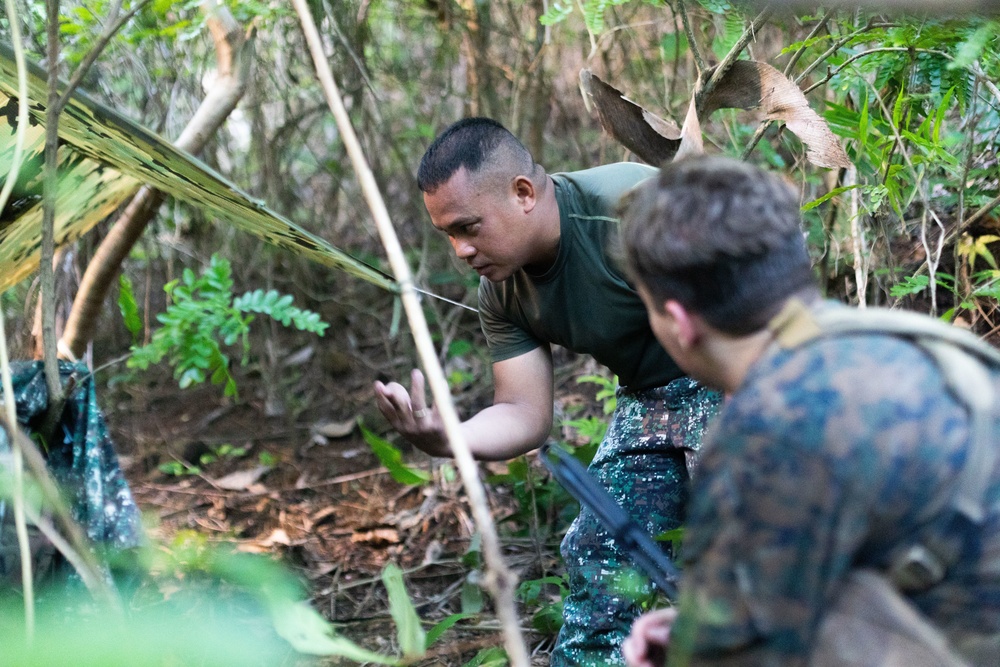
619, 156, 1000, 667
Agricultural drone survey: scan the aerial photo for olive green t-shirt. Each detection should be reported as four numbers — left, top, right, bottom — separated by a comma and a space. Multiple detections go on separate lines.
477, 163, 684, 390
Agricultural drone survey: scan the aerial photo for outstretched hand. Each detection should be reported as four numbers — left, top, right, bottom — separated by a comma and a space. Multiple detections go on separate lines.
373, 368, 449, 456
622, 607, 676, 667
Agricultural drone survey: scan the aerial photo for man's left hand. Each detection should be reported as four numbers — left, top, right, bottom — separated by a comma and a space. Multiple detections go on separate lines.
623, 607, 677, 667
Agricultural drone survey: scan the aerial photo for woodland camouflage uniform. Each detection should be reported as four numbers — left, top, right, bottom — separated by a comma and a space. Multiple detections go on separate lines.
668, 300, 1000, 666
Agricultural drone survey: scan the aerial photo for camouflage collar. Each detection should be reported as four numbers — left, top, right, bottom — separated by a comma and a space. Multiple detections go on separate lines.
767, 297, 823, 349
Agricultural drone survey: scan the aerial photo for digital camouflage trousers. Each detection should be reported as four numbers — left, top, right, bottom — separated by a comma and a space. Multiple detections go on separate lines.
550, 377, 721, 667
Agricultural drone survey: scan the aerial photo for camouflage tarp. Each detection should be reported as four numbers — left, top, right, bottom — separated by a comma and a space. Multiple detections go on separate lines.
0, 42, 394, 294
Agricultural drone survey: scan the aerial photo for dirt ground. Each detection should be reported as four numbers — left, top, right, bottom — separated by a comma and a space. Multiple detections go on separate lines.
106, 341, 604, 666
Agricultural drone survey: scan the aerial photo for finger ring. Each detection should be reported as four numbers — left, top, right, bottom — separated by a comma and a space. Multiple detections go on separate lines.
413, 408, 430, 419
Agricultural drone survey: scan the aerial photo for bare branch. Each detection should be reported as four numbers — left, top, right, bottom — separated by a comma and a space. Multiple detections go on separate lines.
783, 8, 835, 75
952, 194, 1000, 239
677, 0, 706, 73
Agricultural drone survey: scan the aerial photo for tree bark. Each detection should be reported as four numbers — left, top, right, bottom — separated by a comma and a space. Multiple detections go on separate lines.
59, 2, 253, 360
40, 0, 62, 403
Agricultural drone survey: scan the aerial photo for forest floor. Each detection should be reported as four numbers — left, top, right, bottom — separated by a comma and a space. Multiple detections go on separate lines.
106, 343, 606, 666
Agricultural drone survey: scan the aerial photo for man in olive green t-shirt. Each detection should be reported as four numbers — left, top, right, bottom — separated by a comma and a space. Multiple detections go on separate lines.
373, 118, 719, 666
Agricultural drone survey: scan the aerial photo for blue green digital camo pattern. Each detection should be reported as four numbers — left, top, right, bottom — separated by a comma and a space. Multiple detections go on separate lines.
669, 331, 1000, 666
551, 377, 721, 667
0, 361, 143, 582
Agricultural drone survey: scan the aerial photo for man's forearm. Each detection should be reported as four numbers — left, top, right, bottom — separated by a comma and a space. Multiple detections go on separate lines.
456, 401, 553, 461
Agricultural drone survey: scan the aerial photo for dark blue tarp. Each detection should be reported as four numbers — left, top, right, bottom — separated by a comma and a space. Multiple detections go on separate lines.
0, 361, 143, 580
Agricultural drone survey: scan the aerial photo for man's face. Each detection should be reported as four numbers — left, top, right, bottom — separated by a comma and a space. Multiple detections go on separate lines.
423, 167, 536, 283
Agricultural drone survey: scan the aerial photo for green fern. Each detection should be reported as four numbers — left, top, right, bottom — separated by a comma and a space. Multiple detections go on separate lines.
539, 0, 573, 26
539, 0, 630, 33
128, 254, 328, 397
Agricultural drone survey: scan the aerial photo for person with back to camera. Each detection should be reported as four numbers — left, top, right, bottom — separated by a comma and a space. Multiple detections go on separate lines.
618, 155, 1000, 667
373, 118, 721, 666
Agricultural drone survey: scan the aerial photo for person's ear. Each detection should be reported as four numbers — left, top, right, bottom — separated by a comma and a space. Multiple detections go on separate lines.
664, 300, 700, 351
513, 175, 537, 213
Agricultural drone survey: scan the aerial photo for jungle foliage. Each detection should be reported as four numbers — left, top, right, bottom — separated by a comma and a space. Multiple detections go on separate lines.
1, 0, 999, 664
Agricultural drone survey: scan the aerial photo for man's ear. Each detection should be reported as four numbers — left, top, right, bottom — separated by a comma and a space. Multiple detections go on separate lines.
513, 175, 537, 213
664, 300, 700, 351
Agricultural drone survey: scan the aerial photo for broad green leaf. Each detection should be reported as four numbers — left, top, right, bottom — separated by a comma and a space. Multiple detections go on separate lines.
382, 564, 426, 659
517, 576, 567, 604
802, 185, 863, 212
858, 96, 869, 146
531, 602, 563, 634
270, 600, 399, 663
890, 275, 930, 298
932, 86, 955, 143
425, 613, 477, 649
359, 424, 432, 485
118, 274, 143, 339
461, 647, 508, 667
461, 576, 485, 614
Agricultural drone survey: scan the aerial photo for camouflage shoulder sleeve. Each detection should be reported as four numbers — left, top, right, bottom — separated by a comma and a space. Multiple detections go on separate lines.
670, 334, 969, 665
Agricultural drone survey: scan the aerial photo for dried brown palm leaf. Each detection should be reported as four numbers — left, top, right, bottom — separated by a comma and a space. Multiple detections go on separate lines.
582, 62, 851, 169
579, 69, 681, 165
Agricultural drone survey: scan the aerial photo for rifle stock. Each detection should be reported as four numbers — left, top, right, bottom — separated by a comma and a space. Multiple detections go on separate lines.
540, 443, 680, 600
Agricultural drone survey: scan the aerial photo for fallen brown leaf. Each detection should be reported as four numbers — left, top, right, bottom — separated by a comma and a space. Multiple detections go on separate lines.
212, 465, 270, 490
351, 527, 400, 546
309, 505, 339, 529
312, 417, 357, 439
261, 528, 292, 547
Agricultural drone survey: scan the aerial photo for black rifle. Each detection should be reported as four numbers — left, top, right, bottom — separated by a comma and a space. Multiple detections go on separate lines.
540, 443, 681, 600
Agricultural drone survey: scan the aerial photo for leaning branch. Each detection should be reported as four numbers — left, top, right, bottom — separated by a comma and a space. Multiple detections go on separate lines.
676, 0, 706, 74
698, 7, 773, 110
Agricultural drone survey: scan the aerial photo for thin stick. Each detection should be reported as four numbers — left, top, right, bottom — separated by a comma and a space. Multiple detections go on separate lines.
783, 9, 835, 76
289, 2, 529, 665
677, 0, 706, 74
699, 7, 773, 105
40, 0, 63, 452
1, 0, 35, 638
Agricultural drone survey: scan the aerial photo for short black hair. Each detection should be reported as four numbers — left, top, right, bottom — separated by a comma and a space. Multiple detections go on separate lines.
622, 156, 816, 336
417, 117, 535, 193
